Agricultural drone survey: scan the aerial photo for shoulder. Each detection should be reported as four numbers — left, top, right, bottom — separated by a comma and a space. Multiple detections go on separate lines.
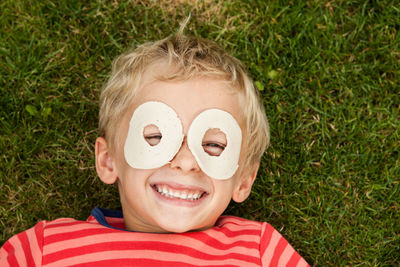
0, 217, 83, 267
216, 215, 264, 229
0, 216, 109, 267
40, 216, 99, 236
213, 216, 264, 245
258, 222, 310, 267
216, 216, 310, 267
1, 217, 90, 246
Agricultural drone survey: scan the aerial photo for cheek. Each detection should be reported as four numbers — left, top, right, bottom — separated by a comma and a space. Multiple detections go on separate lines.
116, 159, 153, 186
117, 168, 155, 205
212, 179, 236, 200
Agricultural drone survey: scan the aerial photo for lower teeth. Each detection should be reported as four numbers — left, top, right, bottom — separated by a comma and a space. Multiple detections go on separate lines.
161, 192, 199, 200
157, 190, 201, 200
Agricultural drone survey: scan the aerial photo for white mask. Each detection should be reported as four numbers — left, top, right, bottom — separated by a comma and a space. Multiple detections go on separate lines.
124, 101, 242, 180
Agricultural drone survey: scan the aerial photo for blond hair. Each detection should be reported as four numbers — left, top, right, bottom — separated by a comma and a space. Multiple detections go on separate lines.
99, 24, 270, 171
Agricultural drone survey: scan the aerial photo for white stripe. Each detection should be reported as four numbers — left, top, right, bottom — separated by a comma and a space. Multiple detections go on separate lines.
297, 257, 309, 267
8, 235, 25, 267
262, 229, 282, 266
278, 242, 293, 267
27, 226, 42, 266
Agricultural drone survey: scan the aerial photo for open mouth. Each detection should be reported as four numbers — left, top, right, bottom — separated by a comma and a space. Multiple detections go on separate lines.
151, 184, 208, 201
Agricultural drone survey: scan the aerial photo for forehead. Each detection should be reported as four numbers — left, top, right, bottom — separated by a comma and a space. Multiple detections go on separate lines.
129, 63, 245, 130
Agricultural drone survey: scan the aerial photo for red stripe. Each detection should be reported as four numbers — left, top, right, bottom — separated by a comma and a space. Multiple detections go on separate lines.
34, 221, 44, 254
185, 231, 259, 250
1, 240, 19, 266
45, 220, 90, 229
17, 231, 35, 266
73, 258, 240, 267
44, 228, 116, 244
208, 226, 261, 237
43, 241, 260, 265
108, 222, 125, 229
104, 217, 124, 223
286, 251, 301, 266
218, 215, 261, 225
269, 236, 288, 267
260, 223, 274, 256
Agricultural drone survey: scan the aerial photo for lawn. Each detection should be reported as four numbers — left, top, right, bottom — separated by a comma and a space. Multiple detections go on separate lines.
0, 0, 399, 265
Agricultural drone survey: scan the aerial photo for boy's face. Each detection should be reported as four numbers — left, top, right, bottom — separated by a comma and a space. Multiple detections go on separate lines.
96, 64, 257, 233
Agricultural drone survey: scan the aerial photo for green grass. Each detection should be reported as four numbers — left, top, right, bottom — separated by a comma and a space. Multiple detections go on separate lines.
1, 0, 399, 265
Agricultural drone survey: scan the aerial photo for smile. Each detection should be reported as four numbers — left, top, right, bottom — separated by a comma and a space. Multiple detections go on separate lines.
152, 184, 208, 201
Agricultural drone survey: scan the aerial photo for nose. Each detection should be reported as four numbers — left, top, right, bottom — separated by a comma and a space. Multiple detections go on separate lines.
169, 137, 200, 173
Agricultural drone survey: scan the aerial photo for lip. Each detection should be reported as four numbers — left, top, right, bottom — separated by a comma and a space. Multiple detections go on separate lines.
150, 182, 209, 207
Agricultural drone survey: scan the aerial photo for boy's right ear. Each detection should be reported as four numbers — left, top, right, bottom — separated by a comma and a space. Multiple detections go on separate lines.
95, 137, 118, 184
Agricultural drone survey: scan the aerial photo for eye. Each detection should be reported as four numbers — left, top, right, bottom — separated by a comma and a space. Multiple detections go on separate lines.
143, 124, 162, 146
202, 142, 226, 156
145, 134, 162, 146
202, 128, 227, 157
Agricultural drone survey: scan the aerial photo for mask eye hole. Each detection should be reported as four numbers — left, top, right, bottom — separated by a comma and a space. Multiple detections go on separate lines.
143, 124, 162, 146
202, 128, 226, 157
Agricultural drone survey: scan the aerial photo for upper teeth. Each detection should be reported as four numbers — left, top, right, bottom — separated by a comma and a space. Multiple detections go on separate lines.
155, 185, 204, 201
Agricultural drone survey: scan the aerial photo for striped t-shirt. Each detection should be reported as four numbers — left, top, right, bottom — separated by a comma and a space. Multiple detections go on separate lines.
1, 207, 309, 266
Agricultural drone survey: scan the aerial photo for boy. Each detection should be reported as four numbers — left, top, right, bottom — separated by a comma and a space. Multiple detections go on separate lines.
1, 26, 309, 266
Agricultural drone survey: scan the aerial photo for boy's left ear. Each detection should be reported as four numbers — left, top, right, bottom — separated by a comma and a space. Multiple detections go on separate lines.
232, 163, 259, 203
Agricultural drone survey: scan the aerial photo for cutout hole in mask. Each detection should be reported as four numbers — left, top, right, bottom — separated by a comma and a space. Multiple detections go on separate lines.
143, 124, 162, 146
201, 128, 227, 157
